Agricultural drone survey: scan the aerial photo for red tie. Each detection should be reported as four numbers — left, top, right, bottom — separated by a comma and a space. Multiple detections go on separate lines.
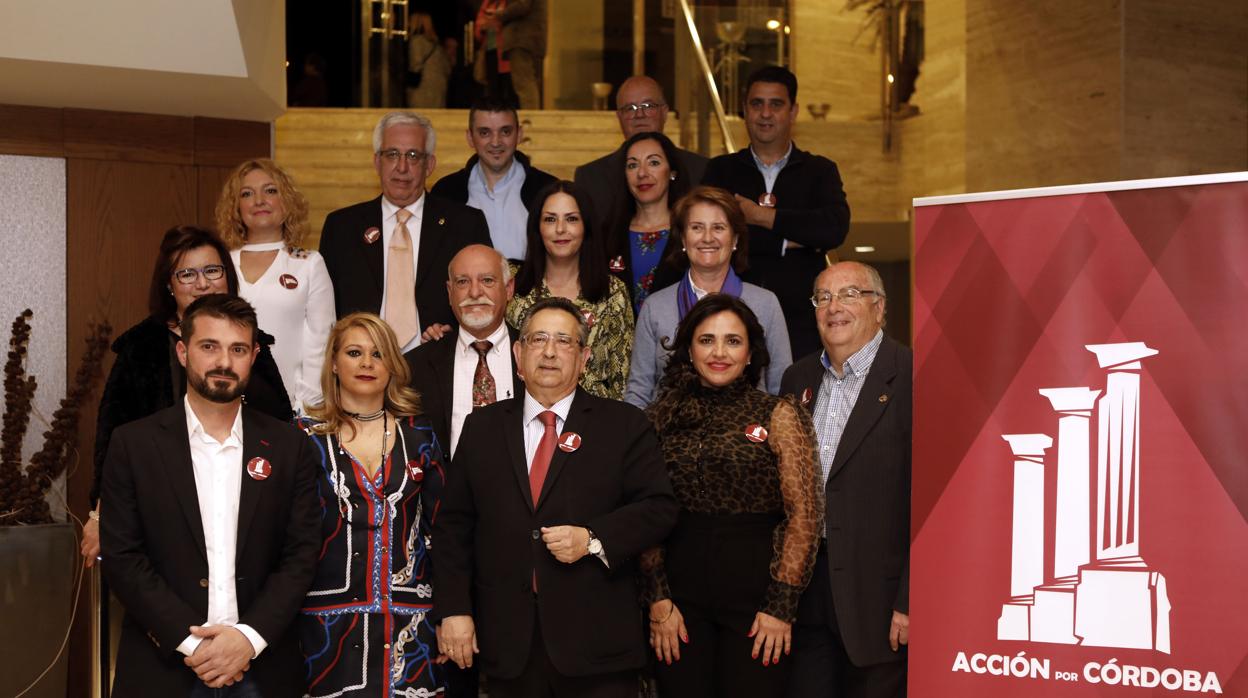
529, 411, 557, 508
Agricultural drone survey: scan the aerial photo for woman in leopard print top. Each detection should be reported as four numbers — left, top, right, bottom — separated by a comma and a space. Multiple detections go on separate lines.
642, 294, 823, 698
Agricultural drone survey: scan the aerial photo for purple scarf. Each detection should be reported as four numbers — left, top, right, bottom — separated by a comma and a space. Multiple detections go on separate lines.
677, 267, 744, 321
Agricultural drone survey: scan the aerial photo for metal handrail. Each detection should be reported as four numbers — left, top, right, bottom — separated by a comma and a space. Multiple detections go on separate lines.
676, 0, 736, 154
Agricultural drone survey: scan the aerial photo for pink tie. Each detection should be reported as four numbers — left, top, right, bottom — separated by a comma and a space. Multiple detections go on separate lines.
386, 209, 419, 346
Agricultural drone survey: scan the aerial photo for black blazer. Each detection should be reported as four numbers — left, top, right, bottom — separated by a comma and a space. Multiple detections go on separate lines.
780, 336, 911, 667
433, 389, 679, 679
429, 150, 558, 214
404, 324, 522, 454
99, 402, 321, 697
318, 193, 492, 329
701, 144, 850, 259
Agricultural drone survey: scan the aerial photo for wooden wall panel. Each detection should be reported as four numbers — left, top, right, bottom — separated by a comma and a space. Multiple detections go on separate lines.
0, 105, 64, 157
196, 166, 233, 231
194, 117, 271, 167
63, 109, 195, 164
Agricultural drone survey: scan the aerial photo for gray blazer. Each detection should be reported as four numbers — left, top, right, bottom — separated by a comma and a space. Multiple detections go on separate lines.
624, 281, 793, 408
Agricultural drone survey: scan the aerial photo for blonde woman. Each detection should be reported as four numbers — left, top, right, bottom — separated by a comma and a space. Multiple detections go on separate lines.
217, 158, 336, 413
296, 313, 447, 697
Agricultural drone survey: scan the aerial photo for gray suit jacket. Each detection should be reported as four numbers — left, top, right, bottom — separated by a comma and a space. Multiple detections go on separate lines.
623, 281, 792, 408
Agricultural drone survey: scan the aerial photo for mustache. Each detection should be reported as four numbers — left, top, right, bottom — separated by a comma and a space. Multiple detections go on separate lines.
206, 369, 240, 380
458, 297, 495, 308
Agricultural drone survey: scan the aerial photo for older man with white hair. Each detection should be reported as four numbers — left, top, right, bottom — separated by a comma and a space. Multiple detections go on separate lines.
320, 110, 492, 352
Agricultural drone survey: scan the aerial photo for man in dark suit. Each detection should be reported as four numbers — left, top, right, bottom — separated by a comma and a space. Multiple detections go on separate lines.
780, 262, 910, 698
703, 66, 851, 359
431, 97, 557, 264
319, 110, 492, 353
573, 75, 707, 232
100, 295, 320, 697
434, 297, 679, 698
406, 244, 520, 461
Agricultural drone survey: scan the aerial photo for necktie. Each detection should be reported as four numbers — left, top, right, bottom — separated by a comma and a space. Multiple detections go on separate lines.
385, 209, 419, 346
528, 411, 557, 508
470, 340, 496, 408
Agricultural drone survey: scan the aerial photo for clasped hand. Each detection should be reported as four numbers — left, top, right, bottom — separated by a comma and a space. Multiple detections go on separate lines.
184, 625, 254, 688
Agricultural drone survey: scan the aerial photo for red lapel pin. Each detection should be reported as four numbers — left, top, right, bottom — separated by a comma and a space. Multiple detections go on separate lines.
363, 227, 381, 244
279, 273, 299, 290
744, 424, 768, 443
405, 459, 424, 482
246, 456, 272, 480
558, 432, 582, 452
801, 388, 813, 405
608, 256, 625, 273
757, 192, 777, 208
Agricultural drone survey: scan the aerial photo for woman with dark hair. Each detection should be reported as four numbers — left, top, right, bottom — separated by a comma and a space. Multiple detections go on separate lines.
624, 185, 791, 408
641, 294, 822, 698
605, 131, 691, 312
80, 225, 292, 564
297, 312, 447, 697
506, 180, 634, 399
216, 158, 335, 413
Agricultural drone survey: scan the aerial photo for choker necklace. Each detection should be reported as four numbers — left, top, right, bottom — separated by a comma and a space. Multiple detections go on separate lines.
241, 241, 285, 252
345, 407, 385, 422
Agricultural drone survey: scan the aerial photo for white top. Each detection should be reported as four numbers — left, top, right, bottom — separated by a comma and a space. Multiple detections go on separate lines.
231, 246, 336, 413
449, 322, 516, 458
380, 196, 426, 353
176, 397, 266, 658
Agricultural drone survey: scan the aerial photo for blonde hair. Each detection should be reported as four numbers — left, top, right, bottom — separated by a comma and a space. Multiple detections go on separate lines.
214, 159, 311, 249
306, 313, 423, 437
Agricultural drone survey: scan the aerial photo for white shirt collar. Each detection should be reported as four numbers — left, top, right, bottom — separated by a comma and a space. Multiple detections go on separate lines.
184, 395, 243, 446
457, 321, 512, 357
522, 388, 576, 426
380, 192, 426, 222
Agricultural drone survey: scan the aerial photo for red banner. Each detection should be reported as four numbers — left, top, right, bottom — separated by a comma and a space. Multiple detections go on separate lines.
910, 174, 1248, 696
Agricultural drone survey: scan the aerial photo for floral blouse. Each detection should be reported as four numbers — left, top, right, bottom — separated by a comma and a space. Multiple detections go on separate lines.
628, 228, 670, 313
505, 275, 635, 400
641, 378, 824, 622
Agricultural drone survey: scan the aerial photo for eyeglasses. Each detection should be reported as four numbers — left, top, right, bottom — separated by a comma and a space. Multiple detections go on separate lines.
172, 264, 226, 285
376, 149, 429, 164
616, 101, 665, 115
521, 332, 582, 351
810, 288, 883, 308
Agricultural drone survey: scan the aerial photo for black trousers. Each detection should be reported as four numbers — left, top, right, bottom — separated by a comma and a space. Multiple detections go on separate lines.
488, 616, 637, 698
786, 543, 906, 698
653, 511, 789, 698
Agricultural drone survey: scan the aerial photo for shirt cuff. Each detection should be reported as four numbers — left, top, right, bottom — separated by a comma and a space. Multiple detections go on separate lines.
594, 548, 610, 569
233, 624, 267, 658
177, 634, 203, 657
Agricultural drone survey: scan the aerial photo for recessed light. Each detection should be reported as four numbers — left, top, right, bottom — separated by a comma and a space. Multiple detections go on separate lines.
854, 246, 876, 253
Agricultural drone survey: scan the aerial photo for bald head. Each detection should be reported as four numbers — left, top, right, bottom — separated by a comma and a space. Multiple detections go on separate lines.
447, 244, 513, 338
813, 261, 887, 371
615, 76, 670, 138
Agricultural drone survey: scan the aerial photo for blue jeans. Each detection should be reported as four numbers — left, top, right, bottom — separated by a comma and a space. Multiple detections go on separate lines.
189, 674, 262, 698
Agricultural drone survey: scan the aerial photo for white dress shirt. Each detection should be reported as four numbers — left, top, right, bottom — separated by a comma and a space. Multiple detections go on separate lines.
449, 322, 516, 458
380, 195, 426, 353
520, 389, 608, 565
176, 397, 266, 658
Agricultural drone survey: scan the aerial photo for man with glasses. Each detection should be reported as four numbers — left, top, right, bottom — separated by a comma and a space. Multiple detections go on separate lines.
573, 75, 708, 231
780, 262, 910, 698
320, 110, 491, 353
434, 296, 678, 698
703, 65, 851, 359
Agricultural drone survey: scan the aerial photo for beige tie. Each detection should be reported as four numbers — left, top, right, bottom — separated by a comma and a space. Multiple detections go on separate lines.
386, 209, 419, 346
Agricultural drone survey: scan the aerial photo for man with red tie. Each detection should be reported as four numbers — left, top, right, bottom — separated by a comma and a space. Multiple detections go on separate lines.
434, 297, 678, 698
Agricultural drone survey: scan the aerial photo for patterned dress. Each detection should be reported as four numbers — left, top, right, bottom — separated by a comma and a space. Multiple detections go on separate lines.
641, 376, 823, 622
628, 228, 670, 313
296, 416, 447, 698
505, 274, 635, 400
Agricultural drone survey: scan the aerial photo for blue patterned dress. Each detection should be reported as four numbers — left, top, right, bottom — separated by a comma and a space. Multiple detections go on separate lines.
296, 416, 446, 697
629, 228, 670, 313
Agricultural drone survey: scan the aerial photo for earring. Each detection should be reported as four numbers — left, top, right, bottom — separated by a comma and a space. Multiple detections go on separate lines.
681, 246, 687, 252
670, 173, 677, 181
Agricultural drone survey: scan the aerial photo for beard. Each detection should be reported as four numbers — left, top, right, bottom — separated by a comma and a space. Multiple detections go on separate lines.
458, 301, 497, 331
188, 368, 249, 403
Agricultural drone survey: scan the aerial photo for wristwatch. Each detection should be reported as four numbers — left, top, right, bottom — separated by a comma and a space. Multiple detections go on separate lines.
586, 529, 603, 556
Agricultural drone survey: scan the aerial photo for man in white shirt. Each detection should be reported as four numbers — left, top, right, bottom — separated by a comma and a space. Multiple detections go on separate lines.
319, 111, 492, 353
101, 295, 320, 697
434, 297, 678, 698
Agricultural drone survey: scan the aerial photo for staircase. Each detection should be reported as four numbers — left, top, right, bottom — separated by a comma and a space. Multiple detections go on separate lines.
275, 108, 686, 245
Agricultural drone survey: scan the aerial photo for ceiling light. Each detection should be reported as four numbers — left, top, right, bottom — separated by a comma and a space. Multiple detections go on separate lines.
854, 246, 876, 253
